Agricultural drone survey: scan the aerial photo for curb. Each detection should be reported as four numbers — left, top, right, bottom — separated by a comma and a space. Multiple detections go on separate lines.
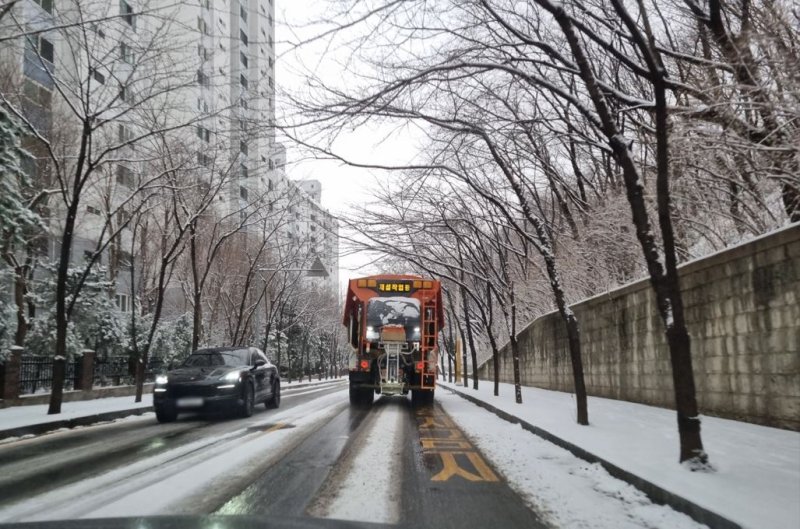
442, 384, 741, 529
0, 406, 153, 441
283, 379, 347, 390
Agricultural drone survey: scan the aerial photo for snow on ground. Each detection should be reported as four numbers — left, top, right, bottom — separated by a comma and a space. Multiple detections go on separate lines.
311, 402, 404, 524
0, 379, 344, 434
0, 389, 349, 521
438, 391, 705, 529
440, 381, 800, 529
282, 378, 346, 388
0, 394, 153, 431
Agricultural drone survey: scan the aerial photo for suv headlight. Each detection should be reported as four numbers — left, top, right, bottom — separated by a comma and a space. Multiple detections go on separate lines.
223, 371, 241, 382
155, 375, 168, 385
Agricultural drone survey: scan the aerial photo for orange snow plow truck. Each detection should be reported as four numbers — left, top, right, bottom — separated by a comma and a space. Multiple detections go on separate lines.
343, 275, 443, 406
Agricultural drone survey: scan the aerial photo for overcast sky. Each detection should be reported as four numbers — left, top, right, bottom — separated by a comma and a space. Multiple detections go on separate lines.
275, 0, 422, 287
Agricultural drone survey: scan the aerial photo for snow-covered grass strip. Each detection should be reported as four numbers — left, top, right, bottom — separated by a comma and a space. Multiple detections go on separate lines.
438, 391, 706, 529
0, 394, 154, 431
310, 400, 404, 524
440, 380, 800, 529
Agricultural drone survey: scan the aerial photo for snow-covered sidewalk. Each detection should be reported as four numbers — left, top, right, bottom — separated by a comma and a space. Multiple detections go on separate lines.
439, 380, 800, 529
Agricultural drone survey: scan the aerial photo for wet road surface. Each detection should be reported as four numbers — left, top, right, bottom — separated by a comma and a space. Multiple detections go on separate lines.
0, 381, 547, 528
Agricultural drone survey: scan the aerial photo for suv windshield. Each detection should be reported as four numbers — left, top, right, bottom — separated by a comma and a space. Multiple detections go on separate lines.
182, 349, 250, 367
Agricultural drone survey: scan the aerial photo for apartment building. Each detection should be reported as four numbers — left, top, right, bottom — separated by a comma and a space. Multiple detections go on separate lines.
1, 0, 339, 325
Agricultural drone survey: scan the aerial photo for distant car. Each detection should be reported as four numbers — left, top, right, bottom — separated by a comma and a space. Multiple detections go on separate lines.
153, 346, 280, 423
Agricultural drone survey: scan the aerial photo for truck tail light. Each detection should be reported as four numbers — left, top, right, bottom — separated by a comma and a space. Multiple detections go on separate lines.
360, 360, 370, 370
416, 361, 424, 371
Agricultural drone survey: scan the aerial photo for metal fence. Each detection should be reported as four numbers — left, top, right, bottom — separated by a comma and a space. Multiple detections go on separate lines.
17, 355, 168, 395
18, 356, 80, 395
93, 356, 167, 387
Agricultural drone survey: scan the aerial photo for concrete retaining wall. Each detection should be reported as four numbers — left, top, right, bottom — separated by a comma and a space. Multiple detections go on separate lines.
481, 224, 800, 430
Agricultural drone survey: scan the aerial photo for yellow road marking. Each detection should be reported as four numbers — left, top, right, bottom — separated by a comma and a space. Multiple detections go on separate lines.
261, 422, 286, 434
416, 407, 500, 483
431, 451, 499, 482
420, 438, 472, 450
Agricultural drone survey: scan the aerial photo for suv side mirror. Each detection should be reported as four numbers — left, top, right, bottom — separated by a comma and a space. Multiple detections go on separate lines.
254, 358, 266, 368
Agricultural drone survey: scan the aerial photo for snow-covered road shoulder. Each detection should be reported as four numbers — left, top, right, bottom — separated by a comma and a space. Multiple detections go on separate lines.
440, 381, 799, 529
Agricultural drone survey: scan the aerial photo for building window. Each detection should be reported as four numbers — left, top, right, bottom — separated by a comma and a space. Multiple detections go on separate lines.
240, 74, 248, 89
240, 29, 248, 46
240, 186, 248, 200
39, 37, 54, 63
268, 159, 274, 170
268, 76, 273, 88
34, 0, 53, 14
118, 124, 133, 142
196, 126, 210, 142
240, 140, 247, 154
115, 294, 130, 312
117, 207, 131, 227
240, 51, 248, 68
240, 163, 248, 178
119, 84, 129, 102
119, 42, 134, 64
197, 69, 208, 87
116, 165, 134, 187
90, 67, 105, 84
240, 3, 247, 21
87, 205, 101, 215
120, 0, 135, 28
197, 17, 208, 35
197, 152, 211, 167
91, 24, 106, 38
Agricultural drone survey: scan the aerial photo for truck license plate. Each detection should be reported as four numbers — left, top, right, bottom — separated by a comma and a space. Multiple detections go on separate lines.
176, 397, 204, 408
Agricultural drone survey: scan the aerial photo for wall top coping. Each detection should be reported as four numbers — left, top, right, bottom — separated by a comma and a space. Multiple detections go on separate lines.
522, 222, 800, 331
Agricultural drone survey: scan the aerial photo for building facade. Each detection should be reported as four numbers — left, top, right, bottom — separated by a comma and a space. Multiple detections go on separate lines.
1, 0, 339, 343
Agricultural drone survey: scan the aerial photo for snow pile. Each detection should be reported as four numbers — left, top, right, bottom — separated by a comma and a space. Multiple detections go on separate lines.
440, 381, 800, 529
310, 404, 404, 524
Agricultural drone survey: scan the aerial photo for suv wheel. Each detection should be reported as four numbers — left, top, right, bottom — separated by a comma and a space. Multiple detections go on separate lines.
239, 381, 255, 418
266, 379, 281, 409
155, 404, 177, 423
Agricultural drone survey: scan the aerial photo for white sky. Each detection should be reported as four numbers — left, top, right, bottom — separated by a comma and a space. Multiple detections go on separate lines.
275, 0, 421, 288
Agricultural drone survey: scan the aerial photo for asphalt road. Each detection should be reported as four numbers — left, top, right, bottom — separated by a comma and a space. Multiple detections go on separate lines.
0, 382, 547, 529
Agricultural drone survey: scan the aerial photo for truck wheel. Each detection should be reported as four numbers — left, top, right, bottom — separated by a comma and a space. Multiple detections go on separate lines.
360, 387, 374, 405
349, 384, 373, 406
412, 389, 434, 407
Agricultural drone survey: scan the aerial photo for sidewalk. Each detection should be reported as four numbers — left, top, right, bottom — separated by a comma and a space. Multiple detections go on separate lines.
0, 378, 344, 441
439, 380, 799, 529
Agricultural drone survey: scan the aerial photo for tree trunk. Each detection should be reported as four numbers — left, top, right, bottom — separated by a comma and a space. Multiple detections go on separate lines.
49, 121, 91, 415
486, 283, 500, 397
508, 287, 522, 404
13, 264, 28, 345
551, 3, 705, 462
460, 284, 479, 390
49, 201, 79, 415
